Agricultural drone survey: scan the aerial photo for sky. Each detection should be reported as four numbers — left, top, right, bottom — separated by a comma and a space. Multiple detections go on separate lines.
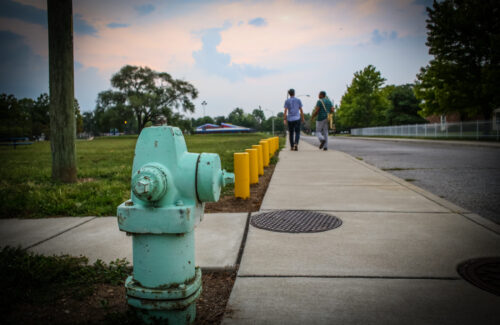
0, 0, 434, 119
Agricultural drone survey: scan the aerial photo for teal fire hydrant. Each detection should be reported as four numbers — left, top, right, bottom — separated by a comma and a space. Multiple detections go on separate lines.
117, 124, 234, 324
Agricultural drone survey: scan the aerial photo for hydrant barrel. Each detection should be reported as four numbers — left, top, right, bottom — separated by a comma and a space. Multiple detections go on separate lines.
133, 233, 195, 287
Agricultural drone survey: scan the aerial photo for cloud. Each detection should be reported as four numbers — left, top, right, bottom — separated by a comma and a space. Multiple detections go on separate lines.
134, 4, 155, 15
192, 24, 275, 81
371, 29, 398, 44
74, 64, 109, 112
0, 0, 97, 36
74, 13, 98, 36
0, 0, 45, 25
248, 17, 267, 27
107, 22, 130, 29
0, 30, 48, 98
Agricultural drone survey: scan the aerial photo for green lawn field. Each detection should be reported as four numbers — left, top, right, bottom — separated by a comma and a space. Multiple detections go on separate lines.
0, 133, 279, 218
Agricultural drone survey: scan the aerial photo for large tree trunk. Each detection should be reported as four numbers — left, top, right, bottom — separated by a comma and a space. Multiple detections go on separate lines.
48, 0, 77, 183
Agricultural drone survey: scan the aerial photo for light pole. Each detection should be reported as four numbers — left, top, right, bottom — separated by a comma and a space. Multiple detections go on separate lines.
262, 106, 275, 136
201, 100, 207, 117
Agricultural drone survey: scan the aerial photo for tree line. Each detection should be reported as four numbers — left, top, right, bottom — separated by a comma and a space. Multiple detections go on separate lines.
335, 65, 426, 131
0, 93, 83, 139
336, 0, 499, 130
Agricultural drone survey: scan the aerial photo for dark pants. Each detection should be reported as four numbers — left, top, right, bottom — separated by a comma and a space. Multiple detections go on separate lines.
288, 120, 301, 148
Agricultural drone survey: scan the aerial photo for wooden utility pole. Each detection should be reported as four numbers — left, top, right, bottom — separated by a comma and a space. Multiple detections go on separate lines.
47, 0, 77, 182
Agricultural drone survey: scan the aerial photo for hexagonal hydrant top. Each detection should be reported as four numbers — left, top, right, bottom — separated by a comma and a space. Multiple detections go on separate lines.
116, 125, 234, 324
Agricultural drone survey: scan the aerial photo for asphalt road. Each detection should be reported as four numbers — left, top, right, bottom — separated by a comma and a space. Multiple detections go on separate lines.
302, 135, 500, 224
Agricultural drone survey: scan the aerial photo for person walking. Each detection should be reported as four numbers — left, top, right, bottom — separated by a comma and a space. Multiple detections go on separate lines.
311, 91, 334, 151
283, 88, 305, 151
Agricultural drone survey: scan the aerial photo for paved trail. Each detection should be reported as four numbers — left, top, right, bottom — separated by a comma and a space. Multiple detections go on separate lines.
222, 140, 500, 325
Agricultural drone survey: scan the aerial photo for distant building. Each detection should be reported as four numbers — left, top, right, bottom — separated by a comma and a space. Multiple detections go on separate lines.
195, 123, 254, 134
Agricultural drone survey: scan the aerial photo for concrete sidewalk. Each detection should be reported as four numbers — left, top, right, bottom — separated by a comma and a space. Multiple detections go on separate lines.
0, 212, 248, 271
223, 140, 500, 324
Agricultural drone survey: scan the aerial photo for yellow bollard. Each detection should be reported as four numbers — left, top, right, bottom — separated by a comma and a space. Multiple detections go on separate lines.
268, 138, 275, 156
234, 152, 250, 199
265, 139, 273, 160
245, 148, 258, 184
274, 137, 279, 152
252, 144, 264, 176
259, 140, 270, 167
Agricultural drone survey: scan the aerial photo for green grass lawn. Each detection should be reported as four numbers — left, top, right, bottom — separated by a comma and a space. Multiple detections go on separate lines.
0, 132, 278, 218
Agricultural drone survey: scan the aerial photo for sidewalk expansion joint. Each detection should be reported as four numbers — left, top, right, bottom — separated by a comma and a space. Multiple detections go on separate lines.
260, 209, 455, 214
237, 275, 462, 281
235, 212, 251, 267
24, 217, 98, 250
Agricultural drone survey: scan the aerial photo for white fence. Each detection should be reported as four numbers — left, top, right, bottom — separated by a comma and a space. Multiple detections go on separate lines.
351, 120, 500, 141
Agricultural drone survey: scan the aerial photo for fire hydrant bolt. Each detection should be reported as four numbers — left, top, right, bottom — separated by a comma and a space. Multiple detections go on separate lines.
134, 179, 150, 195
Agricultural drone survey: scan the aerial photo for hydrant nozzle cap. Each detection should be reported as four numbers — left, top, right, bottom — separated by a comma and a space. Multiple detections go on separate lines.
131, 164, 168, 203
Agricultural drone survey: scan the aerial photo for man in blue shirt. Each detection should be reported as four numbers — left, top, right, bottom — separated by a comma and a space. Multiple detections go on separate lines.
283, 88, 305, 151
311, 91, 334, 151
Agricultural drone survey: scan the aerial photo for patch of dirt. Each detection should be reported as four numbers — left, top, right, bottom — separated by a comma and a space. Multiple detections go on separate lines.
7, 284, 128, 324
196, 271, 237, 324
5, 271, 236, 325
205, 163, 276, 213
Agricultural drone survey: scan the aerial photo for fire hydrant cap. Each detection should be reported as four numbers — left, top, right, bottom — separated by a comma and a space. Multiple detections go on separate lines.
196, 153, 223, 202
131, 164, 168, 202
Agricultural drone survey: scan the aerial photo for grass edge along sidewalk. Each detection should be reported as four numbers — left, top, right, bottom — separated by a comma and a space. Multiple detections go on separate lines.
0, 133, 280, 219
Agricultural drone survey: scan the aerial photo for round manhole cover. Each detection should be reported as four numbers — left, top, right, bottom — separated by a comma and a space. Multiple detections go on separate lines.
250, 210, 342, 233
457, 257, 500, 296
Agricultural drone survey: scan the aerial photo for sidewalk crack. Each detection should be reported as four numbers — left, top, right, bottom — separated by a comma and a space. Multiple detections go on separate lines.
24, 217, 98, 250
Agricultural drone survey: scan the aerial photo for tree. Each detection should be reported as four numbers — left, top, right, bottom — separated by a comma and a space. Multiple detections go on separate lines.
31, 93, 50, 138
98, 65, 198, 133
48, 0, 76, 183
252, 108, 265, 130
336, 65, 389, 128
193, 116, 215, 127
74, 99, 84, 134
0, 93, 32, 137
262, 112, 285, 134
227, 108, 245, 125
214, 115, 226, 125
415, 0, 500, 119
384, 84, 427, 125
82, 111, 96, 134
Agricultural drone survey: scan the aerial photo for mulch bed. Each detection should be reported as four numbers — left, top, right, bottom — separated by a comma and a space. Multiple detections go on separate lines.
5, 271, 237, 325
205, 163, 276, 213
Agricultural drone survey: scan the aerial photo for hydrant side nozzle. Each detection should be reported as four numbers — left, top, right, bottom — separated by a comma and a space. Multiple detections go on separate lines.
221, 170, 235, 187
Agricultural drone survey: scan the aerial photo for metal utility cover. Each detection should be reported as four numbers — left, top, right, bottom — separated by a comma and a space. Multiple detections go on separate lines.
250, 210, 342, 233
457, 257, 500, 296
